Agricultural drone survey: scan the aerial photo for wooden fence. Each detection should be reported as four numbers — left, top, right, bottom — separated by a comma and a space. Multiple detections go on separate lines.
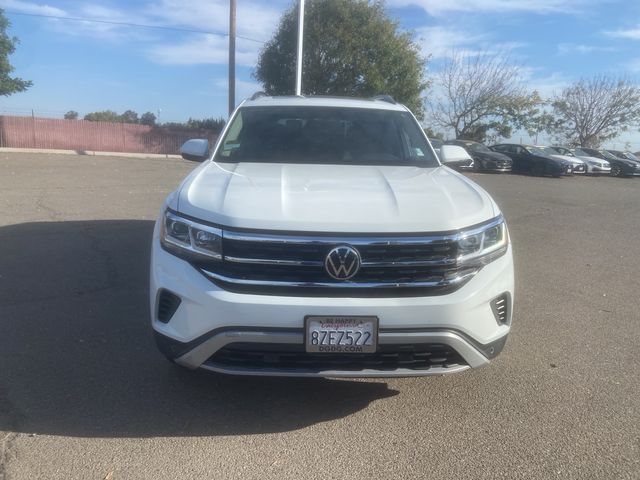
0, 115, 218, 155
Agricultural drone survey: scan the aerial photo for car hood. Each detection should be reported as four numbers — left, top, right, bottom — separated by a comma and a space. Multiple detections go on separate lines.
176, 162, 498, 233
575, 155, 609, 166
472, 151, 512, 162
534, 154, 568, 164
551, 154, 583, 165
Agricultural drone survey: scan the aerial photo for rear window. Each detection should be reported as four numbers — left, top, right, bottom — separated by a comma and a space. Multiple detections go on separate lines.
214, 106, 439, 167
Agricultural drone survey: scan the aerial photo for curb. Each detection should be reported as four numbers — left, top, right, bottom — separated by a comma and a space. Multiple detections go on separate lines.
0, 147, 182, 159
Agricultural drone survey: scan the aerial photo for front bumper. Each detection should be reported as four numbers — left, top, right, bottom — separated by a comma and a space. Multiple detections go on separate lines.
150, 223, 514, 377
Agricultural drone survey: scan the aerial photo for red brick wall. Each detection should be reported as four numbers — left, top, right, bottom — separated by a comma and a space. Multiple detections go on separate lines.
0, 115, 218, 155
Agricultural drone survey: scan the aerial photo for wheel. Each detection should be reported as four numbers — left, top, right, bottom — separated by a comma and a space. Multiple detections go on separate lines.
611, 164, 622, 177
532, 163, 545, 176
473, 158, 481, 172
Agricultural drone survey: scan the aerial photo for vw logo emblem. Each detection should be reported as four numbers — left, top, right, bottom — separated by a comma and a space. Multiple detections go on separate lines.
324, 245, 361, 280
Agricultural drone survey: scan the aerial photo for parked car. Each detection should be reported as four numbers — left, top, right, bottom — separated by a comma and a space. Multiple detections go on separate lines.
581, 148, 640, 177
445, 139, 512, 172
539, 146, 586, 173
151, 95, 514, 378
490, 143, 572, 177
555, 147, 611, 175
606, 150, 640, 163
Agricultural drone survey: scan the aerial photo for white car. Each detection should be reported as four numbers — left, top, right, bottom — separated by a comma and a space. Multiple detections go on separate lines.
541, 146, 586, 174
555, 147, 611, 174
150, 95, 514, 377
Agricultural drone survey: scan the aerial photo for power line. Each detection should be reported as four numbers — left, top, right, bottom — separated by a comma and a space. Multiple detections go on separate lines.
4, 10, 266, 44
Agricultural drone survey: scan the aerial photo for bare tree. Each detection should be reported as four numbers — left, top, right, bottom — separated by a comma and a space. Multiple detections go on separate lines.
429, 51, 541, 143
551, 76, 640, 147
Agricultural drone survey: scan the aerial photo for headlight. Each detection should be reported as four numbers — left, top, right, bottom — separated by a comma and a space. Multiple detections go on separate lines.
161, 210, 222, 260
457, 217, 509, 265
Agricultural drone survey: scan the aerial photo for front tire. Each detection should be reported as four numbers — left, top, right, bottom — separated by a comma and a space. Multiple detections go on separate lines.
611, 164, 622, 177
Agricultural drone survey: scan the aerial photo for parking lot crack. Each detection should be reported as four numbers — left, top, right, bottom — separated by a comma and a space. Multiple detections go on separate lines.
35, 194, 62, 221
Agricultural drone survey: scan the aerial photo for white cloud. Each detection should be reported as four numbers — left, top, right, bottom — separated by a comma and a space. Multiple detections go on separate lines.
143, 0, 282, 41
415, 26, 486, 59
0, 0, 66, 16
416, 26, 526, 60
525, 72, 571, 97
604, 25, 640, 40
388, 0, 596, 16
147, 35, 259, 67
625, 58, 640, 72
557, 43, 617, 55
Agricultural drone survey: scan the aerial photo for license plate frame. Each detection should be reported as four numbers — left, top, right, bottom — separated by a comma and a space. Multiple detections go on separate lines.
304, 316, 379, 354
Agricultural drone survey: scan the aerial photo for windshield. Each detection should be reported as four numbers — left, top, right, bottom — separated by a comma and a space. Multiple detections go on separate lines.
551, 147, 574, 156
538, 146, 560, 156
524, 146, 547, 156
466, 142, 492, 153
215, 106, 439, 167
600, 150, 620, 161
578, 148, 602, 158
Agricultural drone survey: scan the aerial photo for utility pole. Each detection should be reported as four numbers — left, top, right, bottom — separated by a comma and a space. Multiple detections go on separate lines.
228, 0, 236, 116
295, 0, 305, 96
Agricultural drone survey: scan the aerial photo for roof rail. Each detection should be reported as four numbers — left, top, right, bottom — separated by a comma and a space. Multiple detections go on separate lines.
371, 94, 396, 104
250, 91, 268, 100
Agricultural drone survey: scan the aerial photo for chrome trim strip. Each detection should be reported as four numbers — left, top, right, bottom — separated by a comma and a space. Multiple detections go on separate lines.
361, 258, 457, 267
199, 268, 477, 289
224, 256, 324, 267
200, 363, 470, 378
224, 256, 456, 268
223, 230, 458, 245
174, 329, 491, 375
221, 215, 504, 245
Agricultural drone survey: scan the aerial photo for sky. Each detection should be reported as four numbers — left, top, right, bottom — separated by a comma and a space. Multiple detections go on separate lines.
1, 0, 640, 148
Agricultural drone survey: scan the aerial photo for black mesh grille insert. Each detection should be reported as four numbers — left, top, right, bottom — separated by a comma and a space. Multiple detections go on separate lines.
157, 289, 181, 323
491, 293, 510, 324
205, 343, 467, 372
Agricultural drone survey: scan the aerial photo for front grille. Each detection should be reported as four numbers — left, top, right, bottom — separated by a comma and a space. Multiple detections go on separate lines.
191, 229, 479, 296
205, 342, 467, 372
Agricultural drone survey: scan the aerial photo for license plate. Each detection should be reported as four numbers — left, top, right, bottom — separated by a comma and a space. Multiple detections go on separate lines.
305, 316, 378, 353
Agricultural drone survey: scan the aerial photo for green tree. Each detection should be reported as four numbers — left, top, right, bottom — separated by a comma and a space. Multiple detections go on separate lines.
120, 110, 139, 124
140, 111, 156, 126
0, 10, 32, 96
423, 127, 444, 140
255, 0, 428, 117
430, 51, 542, 143
64, 110, 78, 120
186, 117, 226, 132
550, 76, 640, 147
84, 110, 121, 122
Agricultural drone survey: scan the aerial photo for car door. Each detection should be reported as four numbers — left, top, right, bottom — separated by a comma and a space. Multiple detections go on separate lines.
501, 145, 527, 172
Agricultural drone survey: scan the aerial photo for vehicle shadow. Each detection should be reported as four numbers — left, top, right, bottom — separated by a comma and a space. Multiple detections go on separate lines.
0, 220, 398, 438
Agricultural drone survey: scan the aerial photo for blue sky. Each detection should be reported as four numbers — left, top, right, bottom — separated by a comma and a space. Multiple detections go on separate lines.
1, 0, 640, 147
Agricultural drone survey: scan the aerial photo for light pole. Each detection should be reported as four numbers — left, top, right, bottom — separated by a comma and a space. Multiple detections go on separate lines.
229, 0, 236, 116
295, 0, 305, 96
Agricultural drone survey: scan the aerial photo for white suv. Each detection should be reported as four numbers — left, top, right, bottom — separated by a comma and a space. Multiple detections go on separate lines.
150, 95, 514, 377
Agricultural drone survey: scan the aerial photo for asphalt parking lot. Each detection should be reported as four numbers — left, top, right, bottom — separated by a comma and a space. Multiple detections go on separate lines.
0, 152, 638, 480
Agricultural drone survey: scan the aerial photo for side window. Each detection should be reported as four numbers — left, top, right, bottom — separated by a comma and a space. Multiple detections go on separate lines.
492, 145, 506, 152
513, 146, 525, 155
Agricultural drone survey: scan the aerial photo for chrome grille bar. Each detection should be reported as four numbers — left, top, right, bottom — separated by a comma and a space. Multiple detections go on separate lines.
200, 268, 477, 289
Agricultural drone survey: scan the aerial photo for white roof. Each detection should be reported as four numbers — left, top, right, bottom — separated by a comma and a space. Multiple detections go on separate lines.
241, 95, 408, 112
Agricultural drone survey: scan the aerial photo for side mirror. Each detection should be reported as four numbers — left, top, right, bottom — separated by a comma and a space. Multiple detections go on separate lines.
180, 139, 210, 162
439, 145, 473, 167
